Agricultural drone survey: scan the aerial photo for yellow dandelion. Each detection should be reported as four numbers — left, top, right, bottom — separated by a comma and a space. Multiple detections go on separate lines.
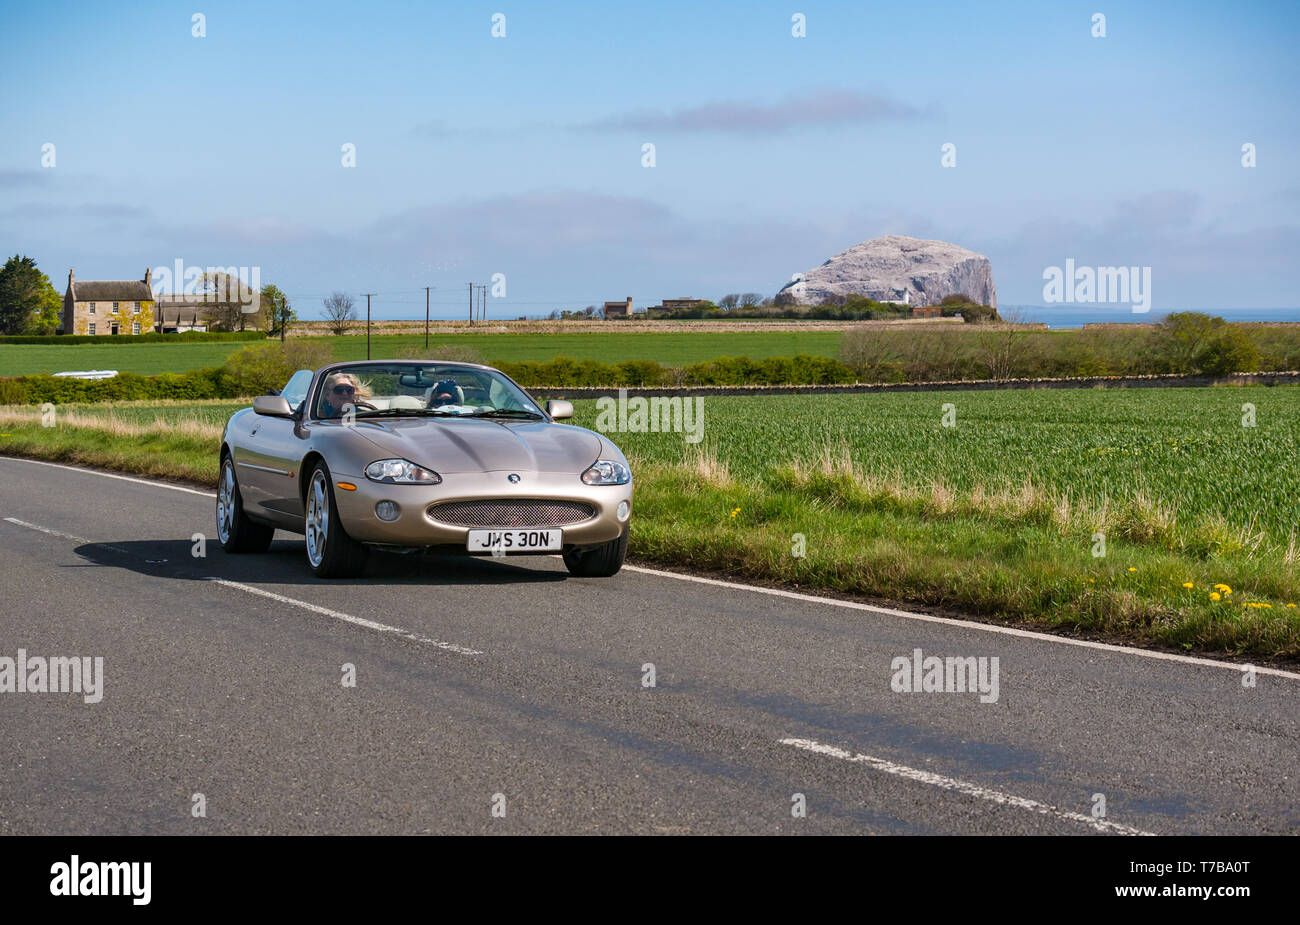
1210, 592, 1221, 602
1213, 583, 1232, 593
1127, 567, 1137, 573
1288, 603, 1297, 609
1182, 582, 1194, 589
729, 507, 740, 518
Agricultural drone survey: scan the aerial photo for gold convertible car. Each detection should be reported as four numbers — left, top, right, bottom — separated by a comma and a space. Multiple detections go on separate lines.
217, 360, 633, 578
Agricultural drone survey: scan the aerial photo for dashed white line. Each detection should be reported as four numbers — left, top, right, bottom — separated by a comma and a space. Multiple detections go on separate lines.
206, 578, 483, 656
3, 516, 132, 555
626, 565, 1300, 682
1, 512, 482, 657
779, 737, 1156, 836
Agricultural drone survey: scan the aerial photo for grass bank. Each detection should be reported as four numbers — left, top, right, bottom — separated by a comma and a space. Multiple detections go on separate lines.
1, 388, 1296, 659
0, 331, 845, 377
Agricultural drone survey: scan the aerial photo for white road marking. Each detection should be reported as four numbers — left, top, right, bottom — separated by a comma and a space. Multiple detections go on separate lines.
5, 456, 1294, 680
779, 737, 1156, 836
625, 565, 1300, 682
0, 512, 482, 657
206, 579, 483, 656
0, 456, 215, 497
3, 516, 132, 554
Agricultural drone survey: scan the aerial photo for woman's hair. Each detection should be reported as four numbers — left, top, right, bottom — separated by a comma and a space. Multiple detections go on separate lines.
323, 371, 373, 399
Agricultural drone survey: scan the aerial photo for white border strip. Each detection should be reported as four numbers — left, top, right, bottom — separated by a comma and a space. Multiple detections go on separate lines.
625, 565, 1300, 681
0, 456, 214, 497
780, 737, 1155, 836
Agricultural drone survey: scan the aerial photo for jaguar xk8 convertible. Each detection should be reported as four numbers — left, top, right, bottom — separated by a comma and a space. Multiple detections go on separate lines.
217, 360, 633, 578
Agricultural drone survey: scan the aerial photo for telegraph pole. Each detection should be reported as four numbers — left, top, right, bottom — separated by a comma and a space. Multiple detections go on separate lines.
424, 286, 432, 349
467, 283, 474, 325
279, 294, 287, 343
362, 293, 376, 359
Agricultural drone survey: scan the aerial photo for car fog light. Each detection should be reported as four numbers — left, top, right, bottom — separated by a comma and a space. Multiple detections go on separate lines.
617, 501, 630, 521
375, 500, 400, 522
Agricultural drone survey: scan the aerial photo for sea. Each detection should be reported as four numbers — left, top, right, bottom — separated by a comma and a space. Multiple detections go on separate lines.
1006, 306, 1300, 329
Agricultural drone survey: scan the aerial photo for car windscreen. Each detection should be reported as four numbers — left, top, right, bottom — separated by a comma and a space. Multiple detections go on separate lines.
311, 364, 542, 420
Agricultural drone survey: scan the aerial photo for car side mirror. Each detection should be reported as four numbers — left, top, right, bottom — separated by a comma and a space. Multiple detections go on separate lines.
253, 395, 294, 417
546, 399, 574, 420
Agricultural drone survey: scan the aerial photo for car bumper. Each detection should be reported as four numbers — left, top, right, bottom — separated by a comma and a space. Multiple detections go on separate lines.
329, 469, 633, 548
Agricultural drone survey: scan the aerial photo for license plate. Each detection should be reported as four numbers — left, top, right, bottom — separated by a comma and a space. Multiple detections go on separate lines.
467, 528, 562, 553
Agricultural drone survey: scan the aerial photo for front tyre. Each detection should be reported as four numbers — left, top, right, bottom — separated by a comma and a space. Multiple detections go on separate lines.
561, 528, 628, 577
304, 461, 369, 578
216, 455, 274, 553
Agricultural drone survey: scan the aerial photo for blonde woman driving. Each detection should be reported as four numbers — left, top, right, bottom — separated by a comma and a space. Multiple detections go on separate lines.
319, 372, 376, 418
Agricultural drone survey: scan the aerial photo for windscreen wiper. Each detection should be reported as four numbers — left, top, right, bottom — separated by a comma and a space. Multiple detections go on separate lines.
468, 408, 544, 420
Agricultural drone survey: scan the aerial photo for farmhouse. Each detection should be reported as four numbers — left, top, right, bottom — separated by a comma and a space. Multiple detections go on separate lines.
62, 268, 155, 336
61, 267, 255, 334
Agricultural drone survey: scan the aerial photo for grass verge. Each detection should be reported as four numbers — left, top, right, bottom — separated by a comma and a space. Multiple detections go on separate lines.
0, 397, 1295, 661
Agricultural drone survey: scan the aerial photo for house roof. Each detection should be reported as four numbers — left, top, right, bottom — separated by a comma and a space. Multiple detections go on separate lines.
159, 306, 208, 325
70, 281, 153, 302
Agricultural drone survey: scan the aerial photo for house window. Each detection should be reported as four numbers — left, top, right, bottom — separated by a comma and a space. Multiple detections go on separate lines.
111, 302, 119, 313
88, 303, 96, 314
132, 322, 141, 335
133, 302, 141, 314
88, 323, 96, 335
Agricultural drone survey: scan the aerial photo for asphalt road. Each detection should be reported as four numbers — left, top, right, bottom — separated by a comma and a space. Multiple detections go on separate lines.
1, 455, 1297, 835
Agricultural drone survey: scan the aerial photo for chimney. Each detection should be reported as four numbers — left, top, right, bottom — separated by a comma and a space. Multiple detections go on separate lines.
144, 266, 151, 288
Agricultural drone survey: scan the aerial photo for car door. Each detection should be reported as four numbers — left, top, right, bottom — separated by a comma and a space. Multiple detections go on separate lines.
234, 370, 314, 524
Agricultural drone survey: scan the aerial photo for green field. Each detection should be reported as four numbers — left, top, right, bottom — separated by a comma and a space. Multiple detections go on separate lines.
1, 386, 1296, 657
0, 331, 844, 377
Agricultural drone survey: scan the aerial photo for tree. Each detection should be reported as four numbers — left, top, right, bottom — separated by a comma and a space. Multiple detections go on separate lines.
740, 292, 763, 308
260, 284, 286, 333
0, 255, 61, 335
718, 293, 740, 310
322, 291, 357, 335
1159, 312, 1259, 375
196, 271, 258, 331
975, 308, 1031, 379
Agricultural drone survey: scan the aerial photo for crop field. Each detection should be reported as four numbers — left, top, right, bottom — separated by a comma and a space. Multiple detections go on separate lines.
1, 385, 1296, 656
576, 386, 1300, 536
0, 331, 843, 377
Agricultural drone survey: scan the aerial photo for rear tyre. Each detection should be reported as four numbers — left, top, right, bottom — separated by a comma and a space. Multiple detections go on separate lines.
304, 461, 369, 578
216, 455, 274, 553
562, 528, 628, 577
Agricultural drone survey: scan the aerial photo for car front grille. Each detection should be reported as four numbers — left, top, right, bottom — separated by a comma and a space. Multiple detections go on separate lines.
427, 498, 596, 528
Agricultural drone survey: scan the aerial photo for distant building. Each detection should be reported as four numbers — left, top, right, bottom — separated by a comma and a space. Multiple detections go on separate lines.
62, 268, 155, 336
155, 295, 213, 333
911, 304, 943, 317
646, 297, 707, 312
604, 297, 633, 319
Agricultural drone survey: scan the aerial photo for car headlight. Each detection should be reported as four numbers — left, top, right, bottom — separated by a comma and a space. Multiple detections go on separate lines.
364, 458, 442, 484
581, 459, 631, 485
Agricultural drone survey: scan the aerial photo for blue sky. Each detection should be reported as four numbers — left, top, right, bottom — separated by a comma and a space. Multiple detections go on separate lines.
1, 0, 1297, 318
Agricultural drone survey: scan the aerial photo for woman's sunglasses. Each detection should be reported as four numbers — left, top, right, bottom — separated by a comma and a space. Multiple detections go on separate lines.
332, 385, 356, 394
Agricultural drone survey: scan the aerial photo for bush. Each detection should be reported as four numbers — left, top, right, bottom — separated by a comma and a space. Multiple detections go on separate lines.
1158, 312, 1261, 375
0, 331, 266, 345
218, 341, 334, 396
395, 343, 486, 365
